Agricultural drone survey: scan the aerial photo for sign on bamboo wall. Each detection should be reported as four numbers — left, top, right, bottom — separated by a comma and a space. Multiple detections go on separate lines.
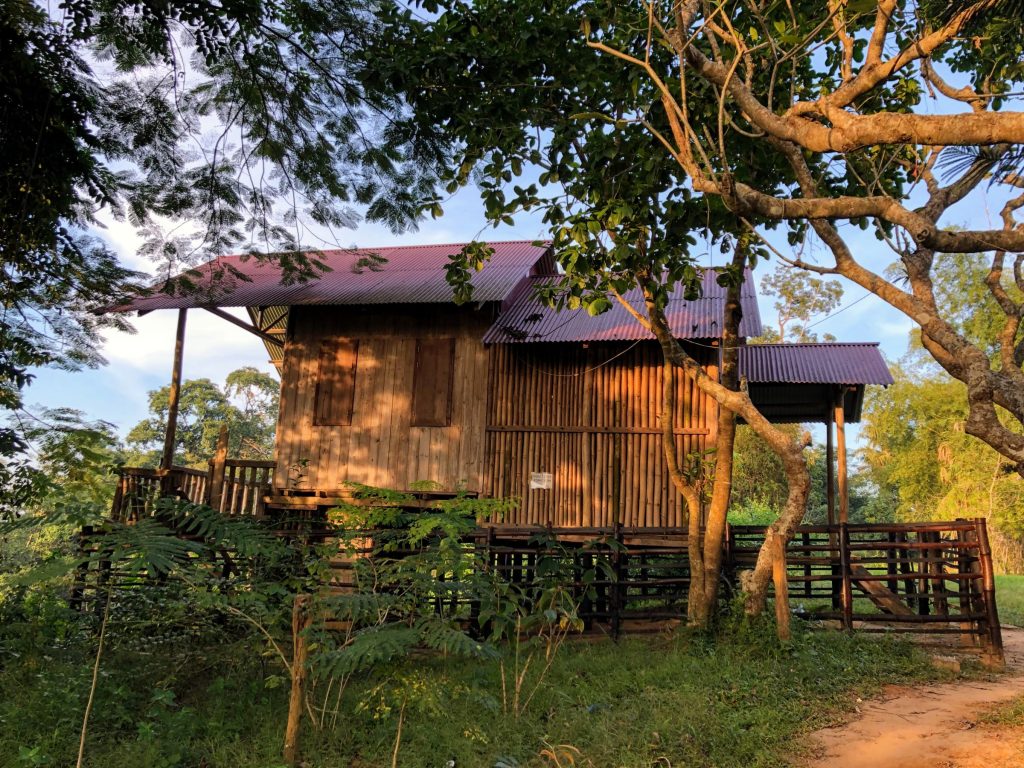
485, 342, 716, 528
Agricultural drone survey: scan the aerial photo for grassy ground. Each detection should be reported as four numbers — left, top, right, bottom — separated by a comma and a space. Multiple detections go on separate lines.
0, 618, 954, 768
996, 574, 1024, 627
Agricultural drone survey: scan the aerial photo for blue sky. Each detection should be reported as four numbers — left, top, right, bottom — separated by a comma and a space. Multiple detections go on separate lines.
25, 183, 930, 445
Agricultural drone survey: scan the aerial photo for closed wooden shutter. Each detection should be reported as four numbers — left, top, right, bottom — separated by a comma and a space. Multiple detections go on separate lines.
313, 339, 358, 426
411, 338, 455, 427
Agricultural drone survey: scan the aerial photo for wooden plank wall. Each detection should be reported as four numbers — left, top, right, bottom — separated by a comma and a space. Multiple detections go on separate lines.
274, 305, 493, 491
485, 342, 717, 528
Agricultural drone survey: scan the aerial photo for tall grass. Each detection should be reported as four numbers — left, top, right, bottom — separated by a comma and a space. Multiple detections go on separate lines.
0, 618, 948, 768
995, 574, 1024, 627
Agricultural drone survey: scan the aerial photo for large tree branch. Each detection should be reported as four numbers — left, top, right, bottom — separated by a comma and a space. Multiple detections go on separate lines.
693, 174, 1024, 252
792, 0, 995, 115
667, 15, 1024, 154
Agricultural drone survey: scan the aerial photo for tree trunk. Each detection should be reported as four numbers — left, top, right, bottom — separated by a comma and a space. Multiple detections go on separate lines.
687, 253, 743, 628
637, 282, 812, 623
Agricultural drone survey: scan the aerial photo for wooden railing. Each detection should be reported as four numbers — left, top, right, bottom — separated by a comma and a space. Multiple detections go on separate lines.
102, 476, 1004, 659
110, 459, 276, 521
213, 459, 276, 516
324, 520, 1003, 659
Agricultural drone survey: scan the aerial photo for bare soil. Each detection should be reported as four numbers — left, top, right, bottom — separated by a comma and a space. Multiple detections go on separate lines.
801, 628, 1024, 768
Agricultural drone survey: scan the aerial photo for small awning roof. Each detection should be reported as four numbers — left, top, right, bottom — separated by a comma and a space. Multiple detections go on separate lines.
738, 343, 893, 386
482, 269, 763, 342
739, 343, 892, 424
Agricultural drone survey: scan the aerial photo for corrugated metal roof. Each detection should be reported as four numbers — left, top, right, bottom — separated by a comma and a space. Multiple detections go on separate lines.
482, 269, 763, 342
738, 343, 893, 385
107, 241, 552, 312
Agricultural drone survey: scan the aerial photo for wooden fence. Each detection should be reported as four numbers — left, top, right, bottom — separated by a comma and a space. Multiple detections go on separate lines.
325, 520, 1003, 657
101, 473, 1004, 658
474, 526, 692, 637
732, 520, 1002, 655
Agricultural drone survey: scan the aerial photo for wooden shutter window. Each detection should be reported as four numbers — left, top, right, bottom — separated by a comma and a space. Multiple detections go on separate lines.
411, 338, 455, 427
313, 339, 358, 426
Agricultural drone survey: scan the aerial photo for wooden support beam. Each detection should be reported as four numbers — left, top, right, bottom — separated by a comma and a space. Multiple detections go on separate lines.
160, 309, 187, 471
773, 535, 792, 641
203, 306, 284, 348
834, 390, 849, 525
826, 410, 835, 526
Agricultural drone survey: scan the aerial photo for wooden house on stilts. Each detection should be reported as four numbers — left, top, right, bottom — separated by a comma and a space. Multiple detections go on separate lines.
100, 240, 1009, 659
109, 240, 892, 528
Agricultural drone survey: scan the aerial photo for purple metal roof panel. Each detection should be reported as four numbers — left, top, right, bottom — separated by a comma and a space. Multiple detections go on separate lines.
738, 343, 893, 386
482, 269, 763, 342
108, 241, 552, 312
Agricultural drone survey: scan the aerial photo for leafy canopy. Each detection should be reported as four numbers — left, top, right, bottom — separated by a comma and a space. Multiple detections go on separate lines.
1, 0, 448, 510
376, 0, 769, 311
126, 367, 279, 467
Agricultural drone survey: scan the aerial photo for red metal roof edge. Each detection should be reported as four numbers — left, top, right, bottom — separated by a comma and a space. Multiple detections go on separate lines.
738, 342, 894, 386
102, 240, 555, 313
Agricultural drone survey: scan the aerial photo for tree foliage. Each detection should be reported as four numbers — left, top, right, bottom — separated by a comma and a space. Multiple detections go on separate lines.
126, 367, 279, 467
573, 0, 1024, 473
381, 0, 819, 618
754, 263, 843, 343
1, 0, 446, 510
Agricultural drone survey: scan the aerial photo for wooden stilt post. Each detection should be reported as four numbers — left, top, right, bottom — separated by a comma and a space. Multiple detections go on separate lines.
773, 534, 791, 642
160, 309, 188, 473
825, 411, 835, 525
284, 594, 312, 766
974, 518, 1005, 669
826, 402, 839, 609
839, 522, 853, 630
834, 392, 849, 525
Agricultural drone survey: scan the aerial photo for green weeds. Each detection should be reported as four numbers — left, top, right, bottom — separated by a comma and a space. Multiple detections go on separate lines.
0, 619, 945, 768
995, 574, 1024, 627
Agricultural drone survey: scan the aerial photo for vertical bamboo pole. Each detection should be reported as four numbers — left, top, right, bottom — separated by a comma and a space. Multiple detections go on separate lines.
160, 309, 188, 472
283, 594, 312, 766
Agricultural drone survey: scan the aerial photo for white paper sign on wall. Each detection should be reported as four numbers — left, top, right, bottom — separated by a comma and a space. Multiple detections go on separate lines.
529, 472, 553, 490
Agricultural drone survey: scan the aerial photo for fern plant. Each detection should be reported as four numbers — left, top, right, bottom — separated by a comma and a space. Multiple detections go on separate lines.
305, 485, 508, 727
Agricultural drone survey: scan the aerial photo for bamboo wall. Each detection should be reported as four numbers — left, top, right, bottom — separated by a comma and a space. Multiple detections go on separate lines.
274, 305, 493, 491
275, 305, 720, 529
485, 342, 717, 528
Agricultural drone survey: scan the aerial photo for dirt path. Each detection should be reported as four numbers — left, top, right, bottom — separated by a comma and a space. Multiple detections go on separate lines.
801, 628, 1024, 768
